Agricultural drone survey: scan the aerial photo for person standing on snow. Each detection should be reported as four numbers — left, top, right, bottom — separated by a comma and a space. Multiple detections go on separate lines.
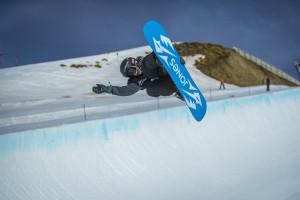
266, 76, 270, 92
219, 76, 225, 90
92, 52, 184, 100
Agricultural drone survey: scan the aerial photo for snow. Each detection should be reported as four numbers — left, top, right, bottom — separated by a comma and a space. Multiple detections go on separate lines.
0, 45, 288, 133
0, 45, 240, 104
1, 89, 300, 200
0, 46, 300, 200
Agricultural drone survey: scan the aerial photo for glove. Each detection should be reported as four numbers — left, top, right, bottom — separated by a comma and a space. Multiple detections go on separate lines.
172, 84, 184, 101
92, 84, 113, 94
180, 57, 185, 65
174, 91, 184, 101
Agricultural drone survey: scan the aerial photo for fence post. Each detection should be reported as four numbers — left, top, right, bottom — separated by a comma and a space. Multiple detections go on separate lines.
83, 104, 87, 121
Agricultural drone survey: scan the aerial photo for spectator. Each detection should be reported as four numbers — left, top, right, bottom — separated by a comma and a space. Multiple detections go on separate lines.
219, 77, 225, 90
266, 76, 270, 92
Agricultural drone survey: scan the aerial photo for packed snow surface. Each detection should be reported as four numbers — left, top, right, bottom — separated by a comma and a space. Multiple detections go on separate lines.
0, 45, 289, 133
0, 46, 300, 199
1, 88, 300, 200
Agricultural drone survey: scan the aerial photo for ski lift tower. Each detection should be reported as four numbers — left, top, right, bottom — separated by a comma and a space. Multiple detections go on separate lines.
295, 59, 300, 79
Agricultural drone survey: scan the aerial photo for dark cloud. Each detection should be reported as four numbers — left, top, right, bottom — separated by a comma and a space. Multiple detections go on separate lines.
1, 0, 300, 79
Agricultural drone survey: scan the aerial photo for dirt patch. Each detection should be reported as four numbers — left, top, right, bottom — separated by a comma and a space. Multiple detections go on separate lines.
174, 42, 296, 87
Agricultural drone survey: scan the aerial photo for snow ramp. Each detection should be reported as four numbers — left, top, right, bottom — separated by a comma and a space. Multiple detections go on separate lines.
1, 88, 300, 200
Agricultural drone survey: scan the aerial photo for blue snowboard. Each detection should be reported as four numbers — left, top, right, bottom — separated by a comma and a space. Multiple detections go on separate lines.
144, 20, 207, 122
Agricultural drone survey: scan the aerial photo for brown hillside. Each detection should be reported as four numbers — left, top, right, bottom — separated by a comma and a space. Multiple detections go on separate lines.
174, 42, 297, 87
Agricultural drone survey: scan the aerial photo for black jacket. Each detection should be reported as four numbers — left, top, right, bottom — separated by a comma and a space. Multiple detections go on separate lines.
111, 52, 175, 97
112, 75, 152, 96
140, 52, 169, 78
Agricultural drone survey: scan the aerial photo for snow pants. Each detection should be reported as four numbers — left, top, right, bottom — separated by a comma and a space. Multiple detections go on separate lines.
146, 77, 177, 97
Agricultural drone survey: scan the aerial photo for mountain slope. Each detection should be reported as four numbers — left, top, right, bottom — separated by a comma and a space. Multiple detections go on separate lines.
174, 42, 297, 87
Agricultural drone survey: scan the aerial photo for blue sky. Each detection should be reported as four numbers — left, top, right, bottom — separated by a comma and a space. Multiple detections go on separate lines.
1, 0, 300, 79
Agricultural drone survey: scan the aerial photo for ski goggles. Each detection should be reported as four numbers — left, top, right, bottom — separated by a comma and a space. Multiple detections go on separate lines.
125, 58, 141, 77
127, 66, 142, 77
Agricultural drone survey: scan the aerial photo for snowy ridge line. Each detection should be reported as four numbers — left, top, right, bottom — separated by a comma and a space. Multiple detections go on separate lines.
0, 98, 161, 128
0, 47, 238, 107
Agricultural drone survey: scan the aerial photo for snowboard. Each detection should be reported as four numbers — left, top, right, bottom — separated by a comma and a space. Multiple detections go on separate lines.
143, 20, 207, 122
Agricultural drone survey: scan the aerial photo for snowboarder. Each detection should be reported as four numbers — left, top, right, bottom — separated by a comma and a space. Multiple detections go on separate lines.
92, 52, 184, 100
